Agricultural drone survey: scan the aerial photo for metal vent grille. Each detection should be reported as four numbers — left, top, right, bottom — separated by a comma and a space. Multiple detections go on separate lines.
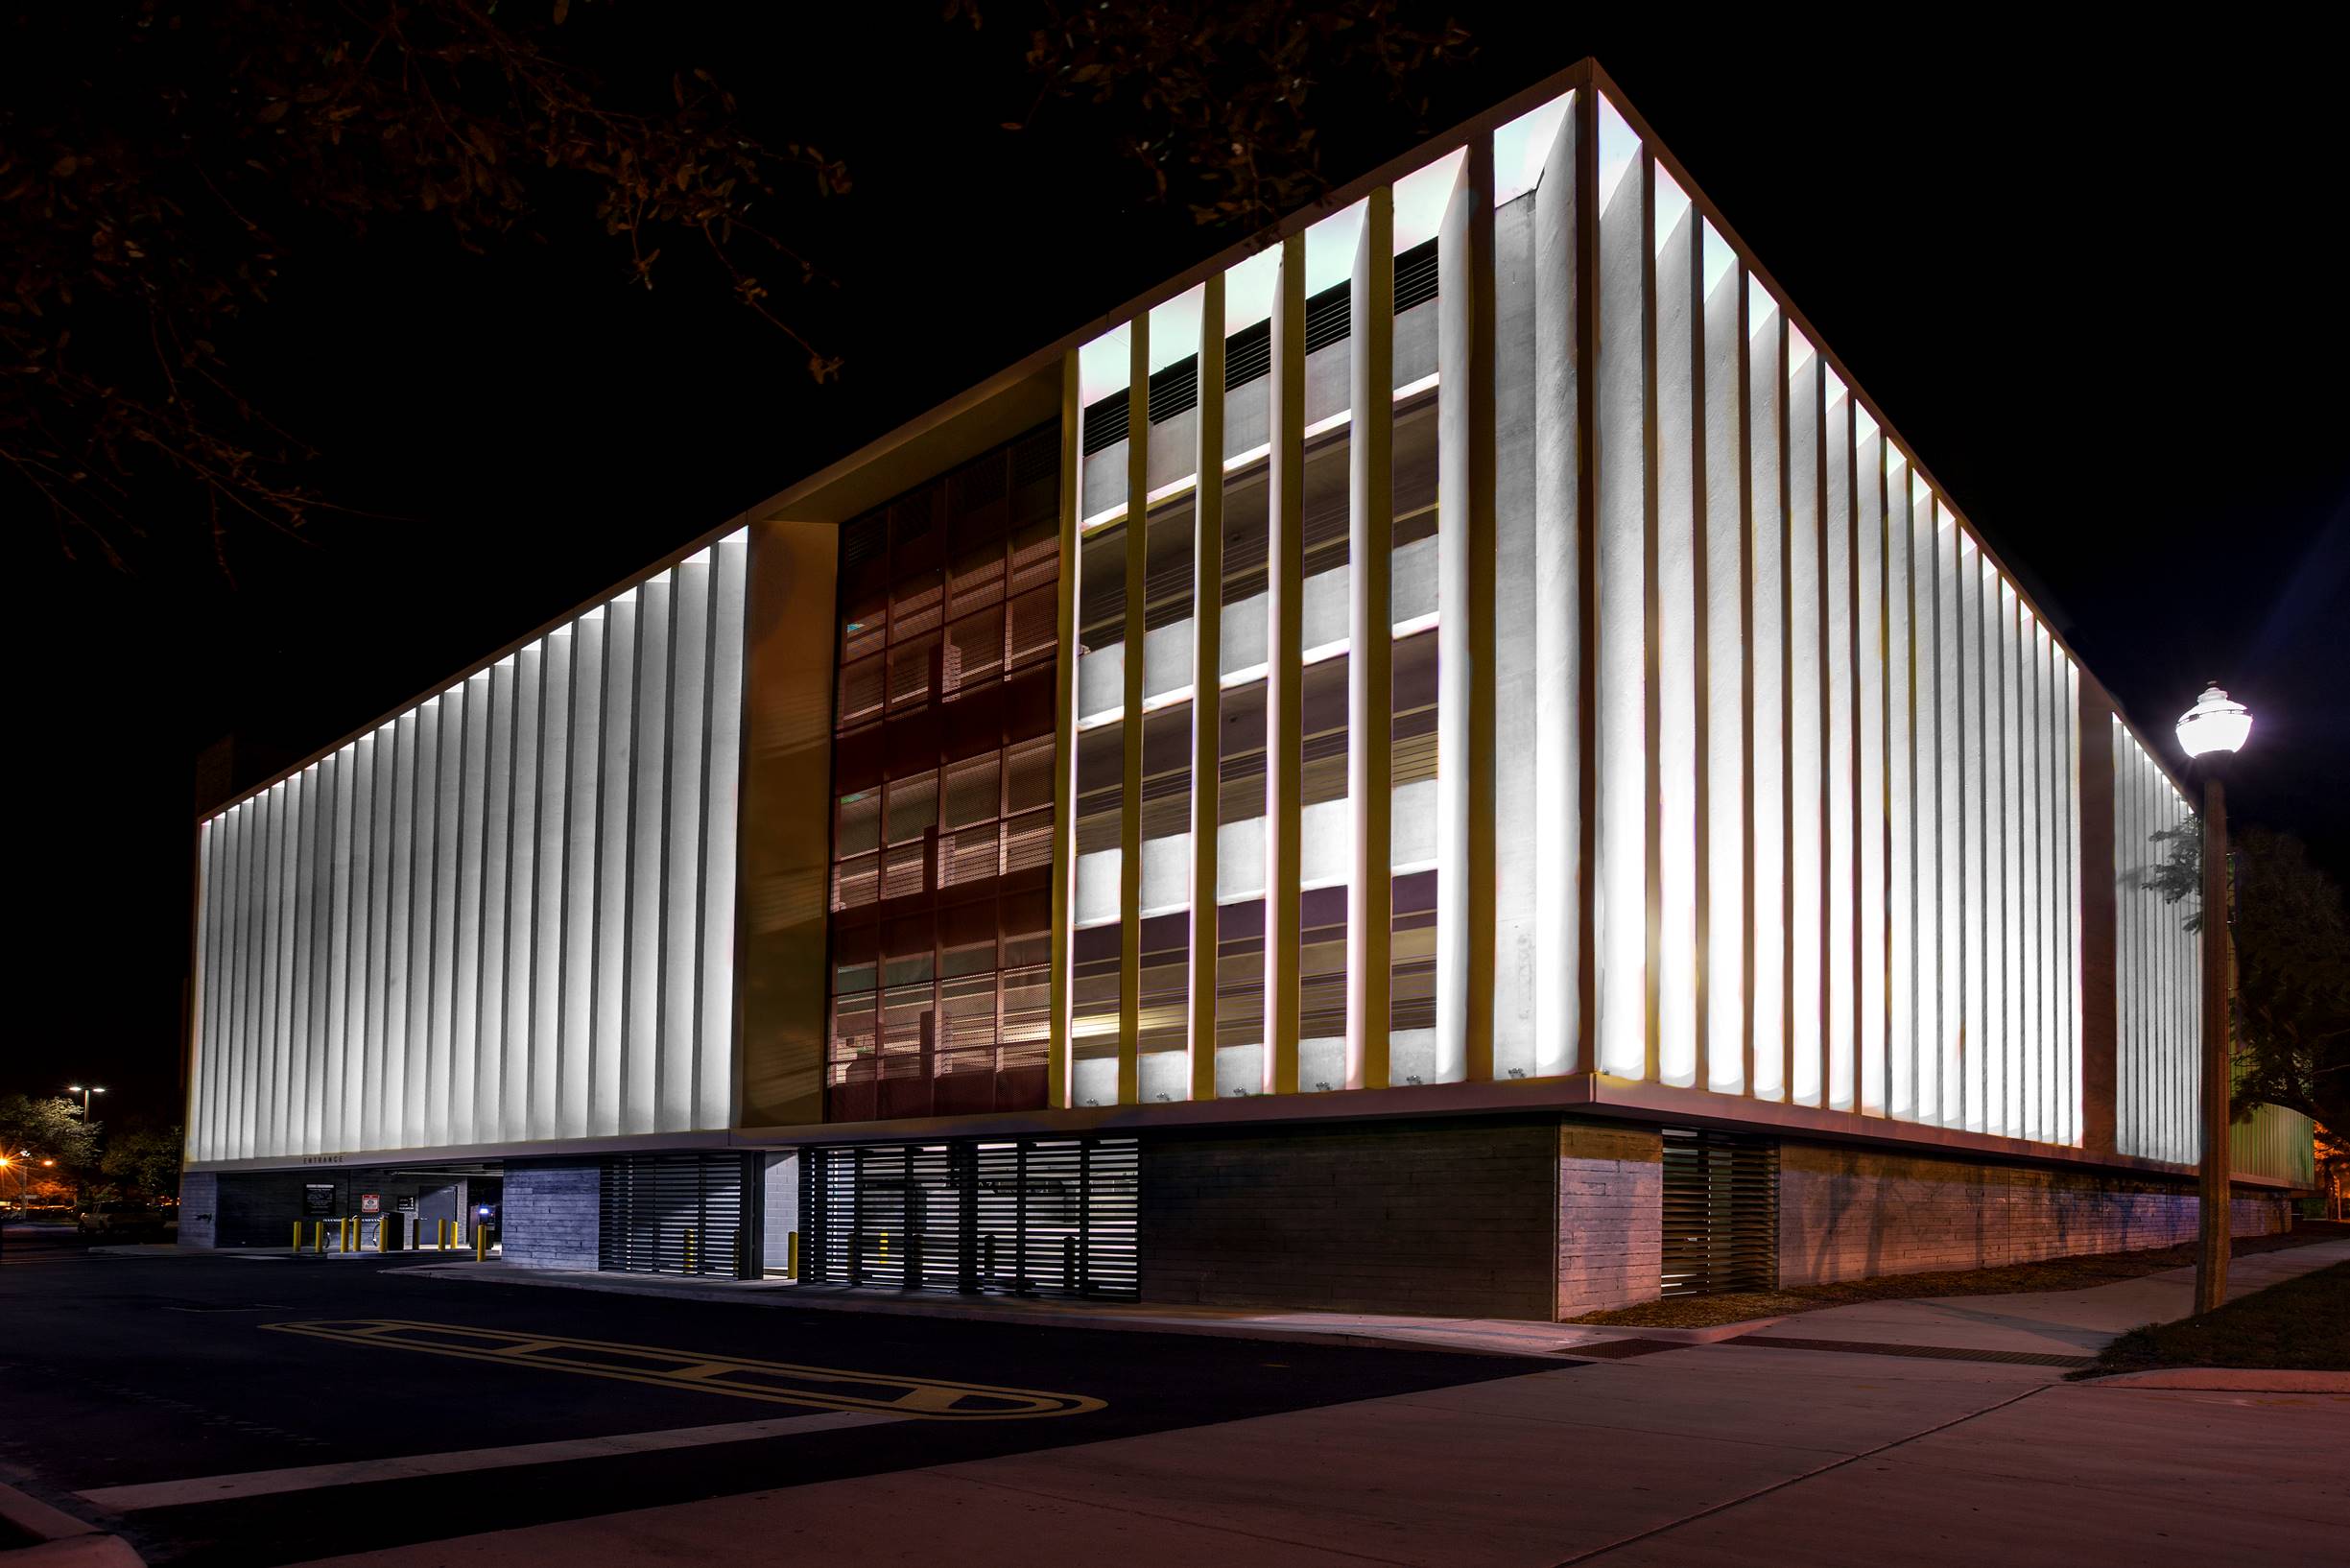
598, 1153, 755, 1277
1659, 1130, 1777, 1297
1394, 237, 1439, 314
1080, 392, 1128, 458
1080, 262, 1436, 454
801, 1135, 1139, 1298
1302, 278, 1351, 354
1223, 320, 1270, 391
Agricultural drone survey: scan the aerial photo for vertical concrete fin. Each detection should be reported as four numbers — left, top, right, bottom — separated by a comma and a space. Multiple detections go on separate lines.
1348, 186, 1396, 1092
1118, 317, 1150, 1107
1050, 351, 1080, 1110
1266, 232, 1308, 1097
1189, 275, 1225, 1103
1437, 133, 1499, 1083
1531, 95, 1583, 1079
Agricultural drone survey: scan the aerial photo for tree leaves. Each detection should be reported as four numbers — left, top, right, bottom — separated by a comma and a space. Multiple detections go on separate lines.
2141, 823, 2350, 1135
4, 0, 844, 571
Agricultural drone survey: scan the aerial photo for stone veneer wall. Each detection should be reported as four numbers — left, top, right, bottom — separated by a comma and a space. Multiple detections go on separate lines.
1556, 1122, 1664, 1317
501, 1160, 602, 1271
1777, 1141, 2293, 1286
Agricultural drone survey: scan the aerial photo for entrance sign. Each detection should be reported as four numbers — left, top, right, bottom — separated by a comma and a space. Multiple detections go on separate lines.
360, 1193, 381, 1215
303, 1184, 335, 1217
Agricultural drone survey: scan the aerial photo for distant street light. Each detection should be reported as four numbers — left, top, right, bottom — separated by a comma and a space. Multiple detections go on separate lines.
66, 1084, 106, 1120
2175, 683, 2251, 1317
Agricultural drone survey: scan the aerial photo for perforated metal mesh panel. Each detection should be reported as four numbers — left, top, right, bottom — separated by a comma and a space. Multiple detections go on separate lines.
801, 1136, 1139, 1298
599, 1153, 755, 1277
1659, 1129, 1777, 1297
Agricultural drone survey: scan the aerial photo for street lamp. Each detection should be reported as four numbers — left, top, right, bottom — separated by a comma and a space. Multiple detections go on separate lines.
2175, 682, 2250, 1316
66, 1084, 106, 1120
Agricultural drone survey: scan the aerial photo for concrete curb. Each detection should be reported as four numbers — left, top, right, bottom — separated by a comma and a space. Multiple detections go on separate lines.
393, 1263, 1592, 1360
0, 1481, 142, 1566
2076, 1367, 2350, 1392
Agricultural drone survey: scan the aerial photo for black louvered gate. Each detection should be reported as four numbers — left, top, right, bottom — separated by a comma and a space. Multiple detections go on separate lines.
802, 1136, 1139, 1299
599, 1153, 757, 1277
1659, 1129, 1777, 1297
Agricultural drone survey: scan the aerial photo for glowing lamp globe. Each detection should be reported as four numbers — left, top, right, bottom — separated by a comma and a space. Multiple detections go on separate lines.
2175, 683, 2252, 760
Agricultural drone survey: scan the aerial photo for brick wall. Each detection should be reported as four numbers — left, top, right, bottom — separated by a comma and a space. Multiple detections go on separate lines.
1778, 1141, 2294, 1286
1556, 1122, 1664, 1316
503, 1161, 602, 1271
1139, 1118, 1559, 1319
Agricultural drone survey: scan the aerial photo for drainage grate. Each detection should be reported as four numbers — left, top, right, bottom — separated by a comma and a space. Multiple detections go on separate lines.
1728, 1336, 2093, 1368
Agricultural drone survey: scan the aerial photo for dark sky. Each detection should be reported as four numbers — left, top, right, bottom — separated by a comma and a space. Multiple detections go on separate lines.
13, 14, 2345, 1128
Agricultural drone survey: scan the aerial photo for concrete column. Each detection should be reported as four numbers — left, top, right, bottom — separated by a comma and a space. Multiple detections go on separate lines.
1190, 276, 1225, 1103
1049, 352, 1081, 1109
1593, 134, 1650, 1081
1436, 137, 1498, 1084
1531, 99, 1583, 1079
1264, 233, 1307, 1096
1119, 320, 1150, 1106
1348, 188, 1396, 1092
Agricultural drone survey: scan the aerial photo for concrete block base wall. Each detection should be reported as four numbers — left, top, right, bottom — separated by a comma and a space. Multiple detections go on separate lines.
1138, 1118, 1560, 1319
176, 1171, 219, 1248
1556, 1122, 1664, 1317
1777, 1141, 2294, 1287
175, 1169, 317, 1247
501, 1161, 602, 1271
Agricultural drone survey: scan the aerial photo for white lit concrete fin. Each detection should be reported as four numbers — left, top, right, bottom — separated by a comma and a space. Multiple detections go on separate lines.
188, 533, 752, 1162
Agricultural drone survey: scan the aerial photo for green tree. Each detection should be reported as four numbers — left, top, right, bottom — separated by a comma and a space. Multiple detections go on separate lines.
6, 2, 1464, 571
0, 1093, 101, 1165
100, 1122, 186, 1201
0, 1094, 103, 1200
2137, 823, 2350, 1135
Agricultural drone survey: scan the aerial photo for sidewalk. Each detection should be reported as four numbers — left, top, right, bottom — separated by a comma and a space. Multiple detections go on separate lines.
399, 1235, 2350, 1366
398, 1260, 1627, 1357
1739, 1237, 2350, 1361
299, 1247, 2350, 1568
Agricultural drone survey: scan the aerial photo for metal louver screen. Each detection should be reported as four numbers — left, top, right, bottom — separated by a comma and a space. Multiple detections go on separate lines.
1659, 1130, 1777, 1297
1080, 265, 1441, 454
802, 1136, 1139, 1299
599, 1153, 754, 1277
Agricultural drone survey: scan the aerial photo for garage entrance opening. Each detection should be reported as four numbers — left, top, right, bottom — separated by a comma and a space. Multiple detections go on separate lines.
800, 1136, 1137, 1298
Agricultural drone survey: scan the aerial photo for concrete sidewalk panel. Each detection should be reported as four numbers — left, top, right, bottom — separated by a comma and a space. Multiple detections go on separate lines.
1388, 1358, 2053, 1457
1584, 1385, 2350, 1568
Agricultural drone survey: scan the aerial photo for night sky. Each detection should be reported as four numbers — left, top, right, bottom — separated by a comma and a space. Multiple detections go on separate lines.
14, 16, 2343, 1128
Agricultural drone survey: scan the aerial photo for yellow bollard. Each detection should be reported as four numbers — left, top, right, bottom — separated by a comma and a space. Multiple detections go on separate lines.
313, 1222, 326, 1254
292, 1221, 302, 1251
474, 1225, 487, 1263
787, 1230, 799, 1280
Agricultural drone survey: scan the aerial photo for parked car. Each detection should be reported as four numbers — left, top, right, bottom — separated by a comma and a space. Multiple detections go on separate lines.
77, 1200, 169, 1237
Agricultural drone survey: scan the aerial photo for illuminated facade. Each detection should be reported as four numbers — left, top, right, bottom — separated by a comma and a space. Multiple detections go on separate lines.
182, 60, 2310, 1314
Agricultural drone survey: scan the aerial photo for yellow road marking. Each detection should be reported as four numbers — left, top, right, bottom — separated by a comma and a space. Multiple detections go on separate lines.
262, 1319, 1104, 1419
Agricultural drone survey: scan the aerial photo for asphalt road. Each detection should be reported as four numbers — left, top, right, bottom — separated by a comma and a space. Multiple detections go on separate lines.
1, 1247, 1548, 1567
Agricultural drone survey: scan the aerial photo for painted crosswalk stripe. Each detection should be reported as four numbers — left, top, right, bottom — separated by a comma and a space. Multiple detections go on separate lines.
77, 1409, 904, 1512
260, 1318, 1106, 1418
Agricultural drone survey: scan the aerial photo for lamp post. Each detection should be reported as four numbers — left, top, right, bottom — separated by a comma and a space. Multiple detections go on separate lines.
2175, 682, 2251, 1316
66, 1084, 105, 1120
